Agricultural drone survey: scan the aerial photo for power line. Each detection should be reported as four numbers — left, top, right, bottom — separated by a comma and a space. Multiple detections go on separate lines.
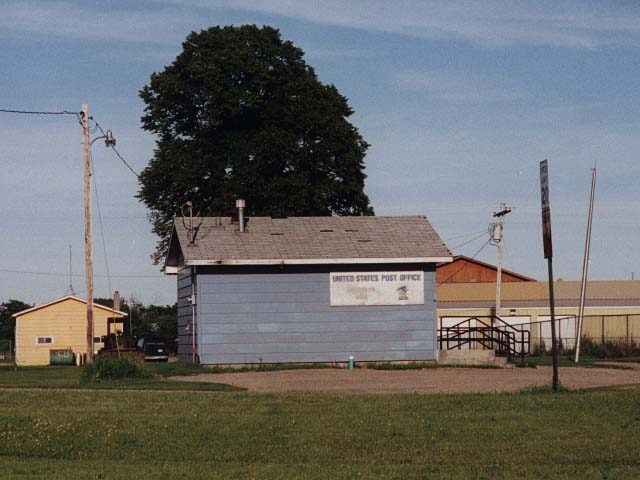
111, 145, 140, 178
0, 108, 80, 115
443, 229, 490, 242
94, 121, 140, 178
449, 231, 489, 251
437, 239, 491, 286
91, 151, 114, 299
0, 268, 163, 279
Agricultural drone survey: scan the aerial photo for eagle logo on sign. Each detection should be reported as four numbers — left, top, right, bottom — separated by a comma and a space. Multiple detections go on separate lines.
397, 286, 409, 304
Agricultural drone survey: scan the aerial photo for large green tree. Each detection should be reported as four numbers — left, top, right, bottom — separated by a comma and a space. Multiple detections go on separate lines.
139, 25, 374, 262
0, 300, 31, 346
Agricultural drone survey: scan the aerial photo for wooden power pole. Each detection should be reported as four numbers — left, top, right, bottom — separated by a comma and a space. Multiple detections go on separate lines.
82, 104, 94, 363
493, 203, 511, 322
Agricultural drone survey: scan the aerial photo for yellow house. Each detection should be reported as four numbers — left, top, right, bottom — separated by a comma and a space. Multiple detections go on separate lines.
12, 296, 127, 366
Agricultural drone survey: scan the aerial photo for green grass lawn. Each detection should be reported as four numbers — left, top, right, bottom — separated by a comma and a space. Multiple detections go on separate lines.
0, 363, 239, 392
518, 355, 640, 369
1, 363, 640, 479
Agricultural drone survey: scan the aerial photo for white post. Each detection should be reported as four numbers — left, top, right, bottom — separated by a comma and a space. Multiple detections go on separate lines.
575, 168, 596, 363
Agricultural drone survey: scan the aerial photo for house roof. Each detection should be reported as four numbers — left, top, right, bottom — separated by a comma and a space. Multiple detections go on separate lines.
437, 281, 640, 308
437, 255, 537, 282
165, 216, 452, 269
12, 296, 128, 318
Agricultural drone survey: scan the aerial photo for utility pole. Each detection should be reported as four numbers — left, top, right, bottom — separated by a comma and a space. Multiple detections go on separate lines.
575, 168, 596, 363
492, 203, 511, 323
82, 104, 94, 363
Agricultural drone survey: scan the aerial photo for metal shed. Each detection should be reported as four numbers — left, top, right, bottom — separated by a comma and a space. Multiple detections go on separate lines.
165, 214, 451, 365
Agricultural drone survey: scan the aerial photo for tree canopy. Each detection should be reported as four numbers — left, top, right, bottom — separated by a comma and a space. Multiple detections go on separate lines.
139, 25, 374, 263
95, 298, 177, 347
0, 299, 32, 345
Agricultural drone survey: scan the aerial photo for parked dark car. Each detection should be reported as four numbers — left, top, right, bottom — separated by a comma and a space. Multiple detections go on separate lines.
136, 337, 169, 362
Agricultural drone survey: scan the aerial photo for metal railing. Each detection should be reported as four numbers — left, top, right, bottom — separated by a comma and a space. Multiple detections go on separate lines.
438, 316, 530, 364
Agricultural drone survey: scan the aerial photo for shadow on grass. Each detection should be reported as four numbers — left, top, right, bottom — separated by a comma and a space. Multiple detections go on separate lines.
0, 364, 243, 392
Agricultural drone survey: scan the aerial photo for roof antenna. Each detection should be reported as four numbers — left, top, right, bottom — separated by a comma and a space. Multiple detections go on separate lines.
181, 201, 202, 245
64, 244, 76, 296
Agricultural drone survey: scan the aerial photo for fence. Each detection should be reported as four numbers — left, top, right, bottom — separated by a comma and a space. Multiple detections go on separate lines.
439, 314, 640, 353
0, 339, 13, 360
534, 314, 640, 350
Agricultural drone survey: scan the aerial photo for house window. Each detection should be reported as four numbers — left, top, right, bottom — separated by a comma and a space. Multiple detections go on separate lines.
36, 336, 54, 345
93, 336, 102, 344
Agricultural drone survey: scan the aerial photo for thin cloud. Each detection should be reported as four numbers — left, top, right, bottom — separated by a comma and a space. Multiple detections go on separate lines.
0, 1, 201, 45
6, 1, 640, 50
161, 0, 640, 49
395, 71, 524, 103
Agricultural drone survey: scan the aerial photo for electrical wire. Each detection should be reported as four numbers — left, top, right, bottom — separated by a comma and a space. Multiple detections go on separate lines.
0, 107, 83, 125
90, 151, 114, 301
94, 121, 140, 178
437, 238, 491, 286
0, 269, 163, 279
0, 108, 80, 115
443, 229, 490, 242
449, 231, 489, 251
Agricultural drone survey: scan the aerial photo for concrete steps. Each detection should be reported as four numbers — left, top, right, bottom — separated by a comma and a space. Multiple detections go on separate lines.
438, 349, 508, 367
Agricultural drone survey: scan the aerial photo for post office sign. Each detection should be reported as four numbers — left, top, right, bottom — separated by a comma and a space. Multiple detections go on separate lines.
330, 271, 424, 306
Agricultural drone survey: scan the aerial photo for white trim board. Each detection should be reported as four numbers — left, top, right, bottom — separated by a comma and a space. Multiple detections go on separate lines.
186, 257, 453, 266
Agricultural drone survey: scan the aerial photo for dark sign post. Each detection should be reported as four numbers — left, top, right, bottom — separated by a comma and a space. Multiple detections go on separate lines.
540, 160, 559, 390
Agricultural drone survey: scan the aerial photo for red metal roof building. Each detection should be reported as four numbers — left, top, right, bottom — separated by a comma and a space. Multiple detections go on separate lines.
436, 255, 536, 285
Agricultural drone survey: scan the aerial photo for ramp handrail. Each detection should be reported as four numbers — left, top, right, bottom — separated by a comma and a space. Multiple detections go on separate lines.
438, 316, 530, 364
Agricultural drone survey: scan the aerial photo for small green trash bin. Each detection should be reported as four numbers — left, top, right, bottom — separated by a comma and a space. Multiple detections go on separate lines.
50, 349, 74, 366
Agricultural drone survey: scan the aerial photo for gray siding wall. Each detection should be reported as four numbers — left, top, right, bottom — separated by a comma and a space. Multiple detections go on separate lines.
190, 264, 436, 365
177, 266, 195, 362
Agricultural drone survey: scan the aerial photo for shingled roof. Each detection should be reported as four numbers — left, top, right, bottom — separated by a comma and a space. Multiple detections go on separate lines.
165, 216, 451, 270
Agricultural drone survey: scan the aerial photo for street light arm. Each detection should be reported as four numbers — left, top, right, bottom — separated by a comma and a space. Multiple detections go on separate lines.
89, 130, 116, 147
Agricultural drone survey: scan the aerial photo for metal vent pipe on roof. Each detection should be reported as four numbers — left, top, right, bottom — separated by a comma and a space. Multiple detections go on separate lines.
236, 199, 246, 232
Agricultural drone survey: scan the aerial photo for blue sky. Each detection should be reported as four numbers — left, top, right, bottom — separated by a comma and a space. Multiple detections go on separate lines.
1, 1, 639, 305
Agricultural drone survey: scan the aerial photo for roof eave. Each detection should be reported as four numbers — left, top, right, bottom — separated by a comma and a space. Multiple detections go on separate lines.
163, 222, 182, 275
12, 296, 128, 318
186, 256, 453, 266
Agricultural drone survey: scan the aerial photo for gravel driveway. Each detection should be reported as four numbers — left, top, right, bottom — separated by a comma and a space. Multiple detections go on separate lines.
171, 364, 640, 394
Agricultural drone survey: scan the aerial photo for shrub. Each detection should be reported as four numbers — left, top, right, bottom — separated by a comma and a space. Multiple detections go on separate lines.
578, 338, 640, 358
519, 384, 572, 394
532, 341, 547, 356
81, 357, 150, 383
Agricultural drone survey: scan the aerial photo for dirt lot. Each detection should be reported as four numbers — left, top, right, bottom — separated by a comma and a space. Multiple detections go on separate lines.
172, 364, 640, 394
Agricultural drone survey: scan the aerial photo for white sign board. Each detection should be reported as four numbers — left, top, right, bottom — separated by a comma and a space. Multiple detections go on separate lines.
330, 271, 425, 306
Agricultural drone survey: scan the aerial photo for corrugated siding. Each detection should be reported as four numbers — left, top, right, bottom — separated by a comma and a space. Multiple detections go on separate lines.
192, 265, 436, 364
177, 267, 194, 362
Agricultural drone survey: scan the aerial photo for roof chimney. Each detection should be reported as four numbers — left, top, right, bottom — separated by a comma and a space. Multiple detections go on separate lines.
113, 290, 120, 311
236, 199, 246, 232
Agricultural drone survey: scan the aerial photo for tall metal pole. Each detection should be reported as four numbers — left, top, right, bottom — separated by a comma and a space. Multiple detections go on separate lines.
540, 160, 559, 391
547, 259, 559, 389
82, 104, 94, 363
575, 168, 596, 363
